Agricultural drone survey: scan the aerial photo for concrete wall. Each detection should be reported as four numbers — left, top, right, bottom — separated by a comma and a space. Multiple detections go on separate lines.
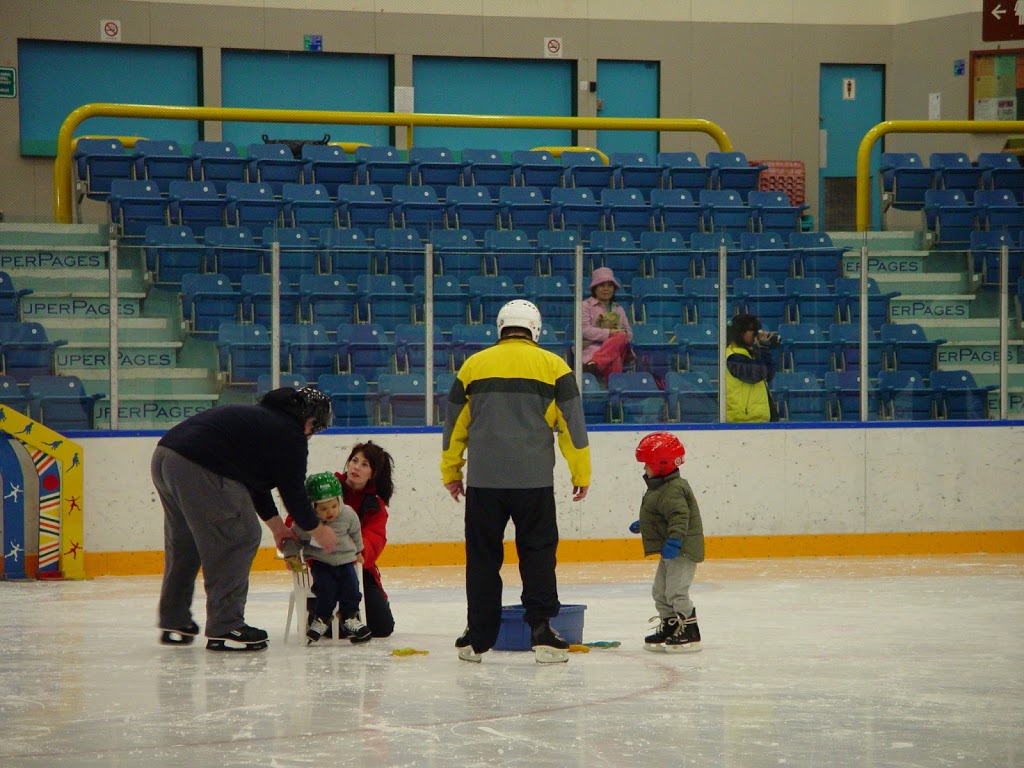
0, 0, 997, 224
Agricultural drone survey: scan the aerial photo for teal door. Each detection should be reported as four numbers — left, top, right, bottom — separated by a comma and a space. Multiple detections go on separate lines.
819, 64, 884, 231
595, 60, 659, 159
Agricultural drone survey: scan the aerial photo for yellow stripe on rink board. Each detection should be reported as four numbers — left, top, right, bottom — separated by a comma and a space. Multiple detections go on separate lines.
84, 531, 1024, 576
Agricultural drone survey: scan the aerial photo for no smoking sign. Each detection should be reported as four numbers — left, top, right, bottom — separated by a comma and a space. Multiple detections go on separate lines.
544, 37, 563, 58
101, 19, 122, 43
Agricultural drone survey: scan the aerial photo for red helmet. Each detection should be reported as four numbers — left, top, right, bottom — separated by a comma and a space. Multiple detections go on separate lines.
635, 432, 685, 476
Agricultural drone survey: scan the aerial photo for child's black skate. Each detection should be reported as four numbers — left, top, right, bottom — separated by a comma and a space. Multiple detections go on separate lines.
159, 621, 200, 646
643, 615, 680, 652
530, 620, 569, 664
341, 614, 372, 643
305, 617, 329, 646
665, 609, 701, 653
206, 624, 269, 652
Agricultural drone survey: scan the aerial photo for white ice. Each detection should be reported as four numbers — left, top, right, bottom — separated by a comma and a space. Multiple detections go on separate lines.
0, 556, 1021, 767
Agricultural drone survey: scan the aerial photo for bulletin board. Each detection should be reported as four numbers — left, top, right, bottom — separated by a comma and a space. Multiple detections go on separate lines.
969, 48, 1024, 120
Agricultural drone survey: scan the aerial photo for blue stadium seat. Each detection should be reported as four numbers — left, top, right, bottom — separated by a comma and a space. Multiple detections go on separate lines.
445, 186, 501, 240
649, 188, 701, 238
108, 179, 168, 239
246, 143, 306, 195
561, 150, 615, 195
377, 372, 430, 426
747, 191, 808, 233
740, 231, 796, 283
203, 226, 258, 285
355, 274, 413, 330
699, 189, 751, 234
319, 227, 373, 275
788, 232, 846, 283
0, 374, 31, 415
410, 147, 463, 200
632, 276, 683, 327
262, 226, 317, 285
783, 278, 838, 326
451, 323, 498, 366
240, 274, 301, 325
880, 323, 945, 374
190, 141, 247, 195
778, 323, 831, 377
133, 139, 190, 193
580, 372, 610, 424
523, 275, 574, 330
225, 182, 283, 230
931, 369, 997, 420
705, 151, 766, 200
833, 277, 900, 331
430, 229, 487, 283
73, 138, 133, 200
878, 369, 936, 420
828, 323, 882, 379
673, 322, 720, 374
550, 188, 602, 236
681, 278, 723, 326
299, 273, 354, 327
611, 152, 663, 202
975, 188, 1024, 240
689, 231, 742, 286
281, 322, 337, 381
412, 274, 469, 328
665, 371, 718, 423
929, 152, 986, 200
733, 277, 786, 329
216, 322, 278, 385
143, 225, 204, 287
485, 229, 538, 283
657, 152, 712, 197
512, 150, 563, 201
537, 229, 583, 276
499, 186, 552, 238
435, 371, 457, 421
879, 152, 933, 213
629, 324, 677, 378
0, 322, 67, 384
0, 272, 32, 323
772, 371, 826, 422
391, 185, 446, 239
535, 324, 569, 361
255, 374, 307, 398
282, 183, 337, 229
393, 323, 452, 373
460, 149, 516, 200
355, 146, 413, 198
337, 184, 393, 230
978, 152, 1024, 201
642, 231, 699, 283
588, 230, 643, 282
823, 370, 881, 421
336, 324, 394, 378
374, 227, 427, 285
302, 144, 359, 188
923, 189, 977, 250
601, 188, 654, 238
168, 180, 226, 230
607, 371, 668, 423
317, 372, 376, 426
467, 275, 520, 324
180, 273, 240, 336
27, 375, 103, 430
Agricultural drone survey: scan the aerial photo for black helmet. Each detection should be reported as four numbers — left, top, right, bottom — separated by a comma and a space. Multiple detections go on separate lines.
296, 386, 333, 433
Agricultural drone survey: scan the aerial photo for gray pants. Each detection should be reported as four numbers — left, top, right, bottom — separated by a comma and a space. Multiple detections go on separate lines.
152, 446, 262, 637
652, 555, 698, 619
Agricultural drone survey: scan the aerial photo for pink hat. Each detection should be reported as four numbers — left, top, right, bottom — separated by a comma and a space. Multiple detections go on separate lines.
589, 267, 621, 290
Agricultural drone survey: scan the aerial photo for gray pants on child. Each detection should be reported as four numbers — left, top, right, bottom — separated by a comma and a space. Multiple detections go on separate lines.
152, 446, 262, 637
652, 556, 698, 618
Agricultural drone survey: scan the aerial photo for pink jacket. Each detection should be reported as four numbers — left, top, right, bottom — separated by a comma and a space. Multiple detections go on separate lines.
580, 296, 633, 364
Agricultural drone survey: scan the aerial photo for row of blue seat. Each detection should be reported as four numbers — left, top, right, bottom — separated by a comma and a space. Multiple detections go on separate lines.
881, 151, 1024, 212
920, 188, 1024, 250
0, 322, 66, 383
75, 139, 769, 202
110, 180, 802, 239
0, 374, 103, 430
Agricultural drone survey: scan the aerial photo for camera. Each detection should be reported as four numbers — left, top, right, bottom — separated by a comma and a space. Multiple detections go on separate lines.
757, 330, 781, 347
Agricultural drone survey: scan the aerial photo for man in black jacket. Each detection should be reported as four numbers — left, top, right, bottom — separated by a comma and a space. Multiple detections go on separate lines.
152, 386, 334, 651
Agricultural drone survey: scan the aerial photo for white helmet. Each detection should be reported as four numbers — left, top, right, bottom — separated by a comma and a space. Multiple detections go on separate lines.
496, 299, 542, 342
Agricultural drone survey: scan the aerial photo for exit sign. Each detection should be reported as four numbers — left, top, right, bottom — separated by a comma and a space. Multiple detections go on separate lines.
983, 0, 1024, 41
0, 67, 15, 99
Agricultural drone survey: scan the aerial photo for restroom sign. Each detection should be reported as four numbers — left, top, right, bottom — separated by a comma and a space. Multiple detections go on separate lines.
842, 78, 856, 100
544, 37, 563, 58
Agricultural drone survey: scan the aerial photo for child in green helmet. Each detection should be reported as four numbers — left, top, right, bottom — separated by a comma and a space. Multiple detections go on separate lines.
281, 471, 371, 645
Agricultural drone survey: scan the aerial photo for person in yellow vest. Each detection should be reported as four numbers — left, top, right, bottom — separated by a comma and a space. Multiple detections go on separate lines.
725, 314, 780, 423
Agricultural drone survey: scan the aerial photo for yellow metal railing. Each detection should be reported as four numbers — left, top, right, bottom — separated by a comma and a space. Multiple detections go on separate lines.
856, 119, 1024, 231
54, 103, 733, 222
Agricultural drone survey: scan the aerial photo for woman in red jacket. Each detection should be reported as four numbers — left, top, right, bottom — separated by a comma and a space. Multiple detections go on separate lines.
333, 441, 396, 637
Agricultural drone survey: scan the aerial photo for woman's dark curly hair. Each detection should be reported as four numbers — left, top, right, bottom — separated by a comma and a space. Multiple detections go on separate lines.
346, 441, 395, 503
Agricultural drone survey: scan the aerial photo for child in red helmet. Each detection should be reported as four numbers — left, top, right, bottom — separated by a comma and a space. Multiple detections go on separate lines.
629, 432, 705, 652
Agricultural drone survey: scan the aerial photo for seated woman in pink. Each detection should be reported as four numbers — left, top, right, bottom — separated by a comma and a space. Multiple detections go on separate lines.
581, 267, 634, 382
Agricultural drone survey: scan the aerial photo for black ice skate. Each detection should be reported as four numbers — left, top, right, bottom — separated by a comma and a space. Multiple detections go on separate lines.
159, 621, 200, 646
643, 615, 680, 652
455, 629, 485, 663
665, 609, 701, 653
206, 624, 269, 652
530, 620, 569, 664
305, 617, 329, 646
341, 614, 372, 643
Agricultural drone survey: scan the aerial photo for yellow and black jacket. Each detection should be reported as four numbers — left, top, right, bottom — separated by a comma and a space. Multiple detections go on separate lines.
441, 337, 591, 489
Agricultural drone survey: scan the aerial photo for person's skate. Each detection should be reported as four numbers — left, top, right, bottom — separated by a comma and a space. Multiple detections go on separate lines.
206, 624, 269, 652
305, 617, 329, 646
342, 613, 372, 643
455, 629, 485, 663
160, 620, 200, 646
643, 615, 680, 652
530, 620, 569, 664
664, 609, 701, 653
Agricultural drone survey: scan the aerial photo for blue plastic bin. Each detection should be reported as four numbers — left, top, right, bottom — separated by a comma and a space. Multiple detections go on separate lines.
493, 603, 586, 651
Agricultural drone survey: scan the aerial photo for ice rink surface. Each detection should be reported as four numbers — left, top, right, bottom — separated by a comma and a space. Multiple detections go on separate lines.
1, 555, 1021, 768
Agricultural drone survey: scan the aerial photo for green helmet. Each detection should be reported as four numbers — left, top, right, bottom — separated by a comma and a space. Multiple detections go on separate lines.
305, 472, 343, 503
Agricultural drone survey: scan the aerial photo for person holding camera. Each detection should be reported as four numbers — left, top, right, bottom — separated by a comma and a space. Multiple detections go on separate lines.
724, 314, 780, 423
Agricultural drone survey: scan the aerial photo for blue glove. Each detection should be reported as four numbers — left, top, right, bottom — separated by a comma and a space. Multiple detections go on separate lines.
628, 520, 641, 534
661, 538, 682, 559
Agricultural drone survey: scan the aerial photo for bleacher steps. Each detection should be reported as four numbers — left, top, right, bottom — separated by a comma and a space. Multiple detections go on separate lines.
43, 316, 180, 343
56, 341, 184, 370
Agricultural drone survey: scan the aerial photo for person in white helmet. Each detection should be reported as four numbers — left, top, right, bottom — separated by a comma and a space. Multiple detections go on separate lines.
441, 299, 591, 665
